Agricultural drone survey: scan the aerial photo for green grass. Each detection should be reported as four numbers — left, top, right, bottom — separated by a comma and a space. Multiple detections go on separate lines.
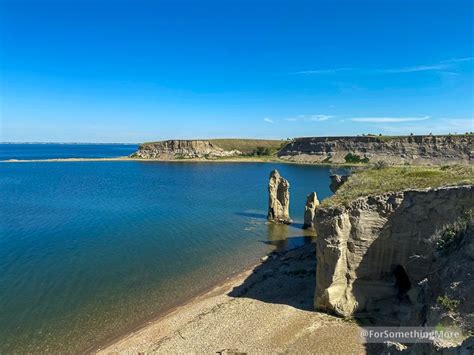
323, 165, 473, 207
209, 139, 287, 155
434, 210, 472, 252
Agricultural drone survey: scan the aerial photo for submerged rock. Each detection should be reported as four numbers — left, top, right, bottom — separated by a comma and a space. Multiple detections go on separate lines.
303, 192, 319, 229
267, 170, 292, 224
329, 174, 349, 193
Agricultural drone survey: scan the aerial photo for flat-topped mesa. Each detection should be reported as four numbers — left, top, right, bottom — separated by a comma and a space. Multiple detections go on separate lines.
131, 140, 241, 159
303, 192, 319, 229
267, 170, 292, 224
278, 135, 473, 165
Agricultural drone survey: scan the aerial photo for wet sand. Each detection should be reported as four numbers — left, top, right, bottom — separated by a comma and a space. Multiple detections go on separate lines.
95, 243, 365, 354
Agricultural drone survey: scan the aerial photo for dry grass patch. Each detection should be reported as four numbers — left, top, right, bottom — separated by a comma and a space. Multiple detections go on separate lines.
323, 165, 473, 207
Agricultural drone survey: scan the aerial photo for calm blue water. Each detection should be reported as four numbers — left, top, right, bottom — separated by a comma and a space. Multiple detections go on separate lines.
0, 159, 332, 353
0, 143, 138, 160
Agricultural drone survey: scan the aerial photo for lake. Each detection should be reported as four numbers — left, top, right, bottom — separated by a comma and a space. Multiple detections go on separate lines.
0, 143, 138, 160
0, 149, 332, 352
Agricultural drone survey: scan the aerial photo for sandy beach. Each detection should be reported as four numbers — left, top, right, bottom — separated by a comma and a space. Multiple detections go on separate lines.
95, 243, 365, 354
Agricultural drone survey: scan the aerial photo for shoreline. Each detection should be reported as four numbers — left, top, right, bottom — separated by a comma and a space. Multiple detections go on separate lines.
0, 156, 361, 167
88, 263, 259, 353
94, 243, 365, 354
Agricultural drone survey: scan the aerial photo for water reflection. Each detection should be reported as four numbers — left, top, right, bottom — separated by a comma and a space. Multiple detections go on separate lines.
264, 223, 315, 251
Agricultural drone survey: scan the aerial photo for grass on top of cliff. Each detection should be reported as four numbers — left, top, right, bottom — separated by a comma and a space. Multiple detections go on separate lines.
323, 165, 474, 207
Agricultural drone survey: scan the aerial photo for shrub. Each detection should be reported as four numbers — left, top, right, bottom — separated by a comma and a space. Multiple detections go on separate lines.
437, 295, 460, 312
434, 211, 472, 252
344, 153, 370, 164
250, 146, 272, 156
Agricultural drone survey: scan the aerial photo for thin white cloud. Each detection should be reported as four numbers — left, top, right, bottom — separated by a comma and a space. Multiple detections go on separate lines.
378, 65, 447, 73
285, 114, 333, 122
351, 116, 430, 123
307, 114, 332, 122
293, 57, 473, 75
441, 57, 474, 64
263, 117, 274, 124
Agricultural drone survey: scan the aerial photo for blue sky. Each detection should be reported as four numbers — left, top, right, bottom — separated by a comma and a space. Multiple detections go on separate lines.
0, 0, 473, 143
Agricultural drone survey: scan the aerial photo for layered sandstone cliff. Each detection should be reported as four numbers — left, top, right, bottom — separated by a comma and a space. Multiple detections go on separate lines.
278, 135, 472, 165
314, 185, 473, 330
131, 140, 241, 159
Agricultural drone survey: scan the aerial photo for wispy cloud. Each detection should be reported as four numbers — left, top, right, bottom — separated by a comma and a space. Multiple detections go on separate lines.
293, 57, 473, 75
442, 57, 474, 64
263, 117, 274, 124
378, 65, 446, 73
308, 114, 332, 121
285, 114, 333, 122
351, 116, 430, 123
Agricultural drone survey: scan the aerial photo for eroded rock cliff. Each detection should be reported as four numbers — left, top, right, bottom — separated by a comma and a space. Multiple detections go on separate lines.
314, 185, 473, 332
278, 135, 472, 165
131, 140, 241, 159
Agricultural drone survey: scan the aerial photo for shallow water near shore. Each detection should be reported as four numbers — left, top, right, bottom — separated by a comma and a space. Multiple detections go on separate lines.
0, 160, 332, 352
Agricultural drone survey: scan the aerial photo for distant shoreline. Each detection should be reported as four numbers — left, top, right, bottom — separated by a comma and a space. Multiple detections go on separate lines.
0, 156, 359, 167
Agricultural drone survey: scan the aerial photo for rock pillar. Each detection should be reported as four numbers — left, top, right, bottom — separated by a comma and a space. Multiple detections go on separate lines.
303, 192, 319, 229
267, 170, 292, 224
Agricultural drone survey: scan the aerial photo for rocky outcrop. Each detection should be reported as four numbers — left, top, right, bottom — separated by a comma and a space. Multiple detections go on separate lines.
267, 170, 292, 224
329, 175, 349, 193
303, 192, 319, 229
314, 185, 473, 323
278, 135, 472, 165
131, 140, 241, 159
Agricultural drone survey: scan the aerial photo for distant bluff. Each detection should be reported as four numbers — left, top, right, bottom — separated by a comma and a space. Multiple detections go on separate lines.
131, 139, 285, 159
278, 135, 472, 165
131, 140, 240, 159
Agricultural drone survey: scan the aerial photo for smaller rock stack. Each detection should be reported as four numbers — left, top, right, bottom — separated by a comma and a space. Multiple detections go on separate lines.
303, 192, 319, 229
267, 170, 292, 224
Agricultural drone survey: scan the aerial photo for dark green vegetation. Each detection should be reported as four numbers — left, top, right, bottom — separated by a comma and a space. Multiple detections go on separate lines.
344, 153, 369, 164
323, 165, 474, 207
435, 210, 472, 252
210, 139, 287, 155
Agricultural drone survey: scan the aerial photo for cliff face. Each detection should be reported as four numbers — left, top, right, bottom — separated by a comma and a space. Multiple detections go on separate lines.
131, 140, 241, 159
314, 185, 473, 330
278, 135, 472, 165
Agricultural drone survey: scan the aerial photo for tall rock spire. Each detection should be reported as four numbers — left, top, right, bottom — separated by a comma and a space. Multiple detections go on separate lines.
303, 192, 319, 229
267, 170, 292, 224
